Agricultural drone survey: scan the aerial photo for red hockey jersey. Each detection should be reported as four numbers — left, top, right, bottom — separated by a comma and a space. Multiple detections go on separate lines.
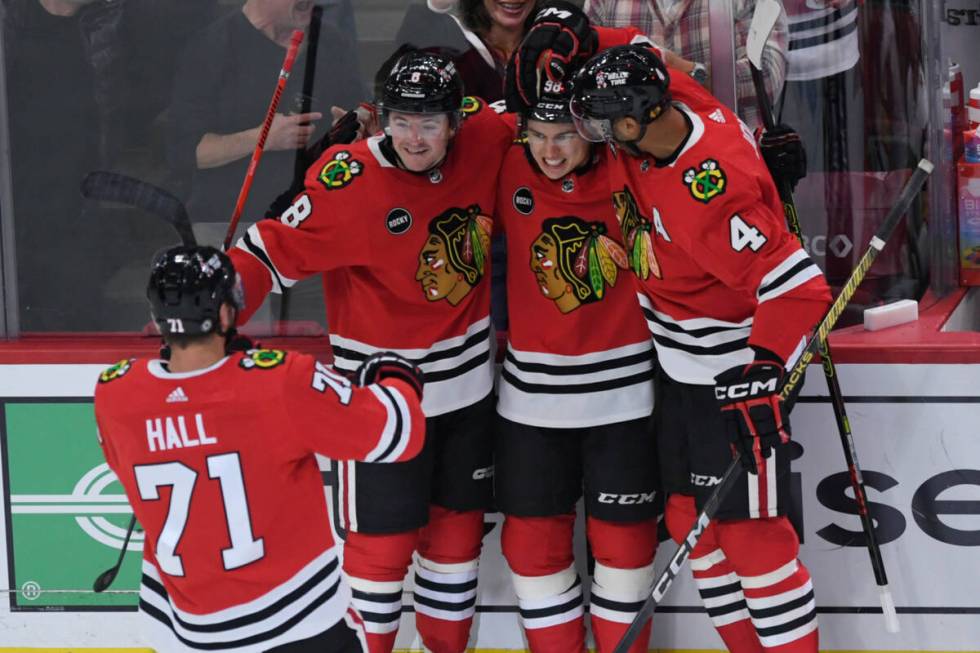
230, 99, 513, 417
605, 98, 831, 385
94, 350, 424, 652
495, 144, 654, 428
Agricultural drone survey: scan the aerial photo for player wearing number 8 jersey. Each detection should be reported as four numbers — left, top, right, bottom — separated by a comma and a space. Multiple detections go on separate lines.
94, 246, 425, 653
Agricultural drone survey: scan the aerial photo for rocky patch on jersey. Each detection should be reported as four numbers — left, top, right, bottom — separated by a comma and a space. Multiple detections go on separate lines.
239, 349, 287, 370
99, 358, 133, 384
613, 187, 662, 280
530, 217, 629, 313
513, 187, 535, 215
684, 159, 726, 204
416, 205, 492, 306
318, 151, 363, 191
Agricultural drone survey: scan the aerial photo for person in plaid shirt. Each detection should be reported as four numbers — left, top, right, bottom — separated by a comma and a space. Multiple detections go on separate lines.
583, 0, 788, 129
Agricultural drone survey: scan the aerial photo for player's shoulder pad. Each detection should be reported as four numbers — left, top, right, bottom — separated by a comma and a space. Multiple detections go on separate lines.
238, 348, 288, 371
98, 358, 135, 384
311, 141, 371, 193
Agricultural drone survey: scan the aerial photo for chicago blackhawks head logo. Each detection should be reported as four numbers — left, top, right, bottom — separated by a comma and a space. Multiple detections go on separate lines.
683, 158, 726, 204
613, 187, 662, 280
318, 151, 363, 191
531, 217, 629, 314
416, 205, 492, 306
99, 359, 133, 384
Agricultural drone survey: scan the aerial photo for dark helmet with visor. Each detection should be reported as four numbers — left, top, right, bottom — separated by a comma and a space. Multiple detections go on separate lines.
569, 45, 671, 143
379, 50, 465, 126
147, 245, 243, 337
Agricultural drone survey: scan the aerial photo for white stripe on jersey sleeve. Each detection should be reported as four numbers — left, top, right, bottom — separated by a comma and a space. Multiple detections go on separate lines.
756, 249, 824, 304
237, 225, 299, 293
364, 384, 413, 463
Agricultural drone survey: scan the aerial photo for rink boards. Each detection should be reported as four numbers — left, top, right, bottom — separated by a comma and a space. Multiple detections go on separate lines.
0, 362, 977, 651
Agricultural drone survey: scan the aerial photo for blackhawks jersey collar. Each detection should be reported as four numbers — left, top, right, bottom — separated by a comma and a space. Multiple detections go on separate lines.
147, 355, 231, 380
653, 102, 704, 169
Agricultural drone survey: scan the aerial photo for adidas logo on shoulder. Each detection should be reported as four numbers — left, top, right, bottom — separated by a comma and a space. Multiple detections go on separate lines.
708, 108, 726, 124
166, 387, 189, 403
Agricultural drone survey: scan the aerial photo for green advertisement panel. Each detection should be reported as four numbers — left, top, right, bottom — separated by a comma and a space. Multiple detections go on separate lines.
2, 400, 140, 610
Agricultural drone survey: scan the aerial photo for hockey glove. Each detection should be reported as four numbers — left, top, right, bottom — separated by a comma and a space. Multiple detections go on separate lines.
506, 1, 597, 111
755, 124, 807, 192
264, 109, 362, 220
355, 351, 424, 400
714, 359, 791, 474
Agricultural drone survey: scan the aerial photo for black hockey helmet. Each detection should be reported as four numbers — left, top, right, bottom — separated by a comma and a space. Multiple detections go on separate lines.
379, 50, 465, 120
569, 45, 671, 143
525, 80, 574, 124
147, 245, 243, 337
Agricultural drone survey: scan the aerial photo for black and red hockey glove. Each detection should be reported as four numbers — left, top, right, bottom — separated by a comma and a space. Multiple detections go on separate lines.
755, 123, 807, 192
714, 359, 791, 474
506, 1, 597, 112
355, 351, 424, 400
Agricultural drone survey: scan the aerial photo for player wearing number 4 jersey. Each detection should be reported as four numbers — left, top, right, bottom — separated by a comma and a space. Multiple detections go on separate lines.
539, 43, 831, 653
94, 246, 425, 653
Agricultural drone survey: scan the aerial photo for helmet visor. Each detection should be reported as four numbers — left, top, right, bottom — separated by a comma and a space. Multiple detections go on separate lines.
569, 96, 614, 143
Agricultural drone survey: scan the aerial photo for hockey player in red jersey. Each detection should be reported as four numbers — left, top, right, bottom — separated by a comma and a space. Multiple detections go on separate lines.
94, 245, 426, 653
494, 83, 659, 653
504, 39, 836, 651
226, 51, 513, 653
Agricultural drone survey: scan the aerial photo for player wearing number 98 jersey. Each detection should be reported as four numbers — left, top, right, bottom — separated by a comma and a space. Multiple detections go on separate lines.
94, 246, 425, 653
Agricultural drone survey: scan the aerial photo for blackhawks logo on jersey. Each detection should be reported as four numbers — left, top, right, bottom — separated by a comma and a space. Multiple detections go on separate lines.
530, 217, 629, 314
683, 158, 726, 204
461, 96, 483, 117
613, 187, 662, 280
99, 359, 133, 384
239, 349, 287, 370
416, 205, 492, 306
318, 151, 363, 191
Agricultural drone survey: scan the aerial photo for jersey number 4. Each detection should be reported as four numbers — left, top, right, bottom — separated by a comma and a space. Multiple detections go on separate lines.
134, 453, 264, 577
729, 214, 767, 252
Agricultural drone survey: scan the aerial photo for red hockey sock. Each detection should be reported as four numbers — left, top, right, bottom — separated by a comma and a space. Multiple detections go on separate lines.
343, 530, 419, 653
586, 517, 658, 653
502, 514, 585, 653
666, 495, 762, 653
413, 507, 485, 653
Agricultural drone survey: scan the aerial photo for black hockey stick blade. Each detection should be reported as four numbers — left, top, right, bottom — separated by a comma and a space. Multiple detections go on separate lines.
92, 514, 138, 593
81, 171, 196, 247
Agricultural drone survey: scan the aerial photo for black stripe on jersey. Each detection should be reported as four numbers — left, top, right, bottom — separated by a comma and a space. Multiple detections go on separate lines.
413, 593, 478, 613
642, 308, 749, 339
519, 592, 584, 620
697, 581, 744, 600
422, 349, 491, 383
754, 609, 817, 638
588, 593, 646, 614
330, 327, 491, 368
241, 231, 286, 293
504, 349, 654, 376
413, 574, 479, 595
706, 599, 749, 618
354, 609, 402, 624
141, 556, 339, 633
139, 572, 341, 649
374, 384, 405, 462
757, 259, 816, 298
790, 19, 858, 51
352, 588, 403, 603
501, 367, 655, 395
748, 589, 815, 620
789, 1, 857, 33
648, 330, 749, 357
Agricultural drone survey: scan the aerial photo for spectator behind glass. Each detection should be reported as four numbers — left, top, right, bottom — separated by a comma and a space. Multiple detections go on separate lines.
3, 0, 125, 331
584, 0, 788, 129
167, 0, 365, 227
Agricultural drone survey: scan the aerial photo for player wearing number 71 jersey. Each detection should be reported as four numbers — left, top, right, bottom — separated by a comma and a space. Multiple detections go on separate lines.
94, 245, 425, 653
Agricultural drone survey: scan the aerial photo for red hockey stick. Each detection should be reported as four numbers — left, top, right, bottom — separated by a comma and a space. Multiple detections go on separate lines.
222, 30, 305, 251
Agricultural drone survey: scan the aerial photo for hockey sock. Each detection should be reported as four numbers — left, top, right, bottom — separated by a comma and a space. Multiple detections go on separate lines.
502, 514, 585, 653
586, 517, 658, 653
414, 507, 485, 653
666, 494, 762, 653
343, 529, 419, 653
716, 515, 818, 652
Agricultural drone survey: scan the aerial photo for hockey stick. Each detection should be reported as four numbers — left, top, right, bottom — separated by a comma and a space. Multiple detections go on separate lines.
93, 515, 139, 592
611, 159, 932, 653
81, 171, 196, 247
747, 2, 899, 631
222, 29, 305, 252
